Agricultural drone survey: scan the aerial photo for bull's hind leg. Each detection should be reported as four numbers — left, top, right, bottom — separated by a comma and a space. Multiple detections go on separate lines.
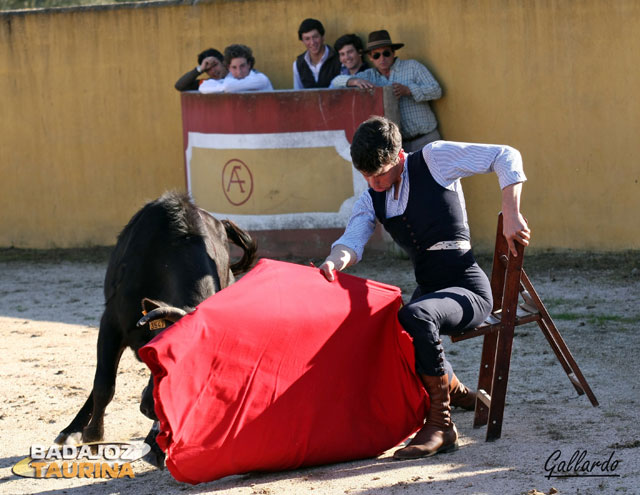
82, 318, 125, 443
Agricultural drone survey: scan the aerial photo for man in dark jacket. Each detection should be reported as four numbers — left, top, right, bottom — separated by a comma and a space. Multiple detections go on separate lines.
319, 116, 530, 459
293, 18, 341, 89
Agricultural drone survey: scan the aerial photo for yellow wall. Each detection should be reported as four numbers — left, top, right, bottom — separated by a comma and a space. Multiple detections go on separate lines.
1, 0, 639, 249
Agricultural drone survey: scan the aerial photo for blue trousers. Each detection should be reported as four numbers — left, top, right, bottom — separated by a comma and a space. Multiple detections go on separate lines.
397, 264, 492, 377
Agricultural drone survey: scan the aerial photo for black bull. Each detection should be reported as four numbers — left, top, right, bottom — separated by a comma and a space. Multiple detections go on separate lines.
55, 192, 257, 467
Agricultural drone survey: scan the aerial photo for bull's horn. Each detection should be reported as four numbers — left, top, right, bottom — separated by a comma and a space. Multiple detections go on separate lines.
137, 307, 187, 327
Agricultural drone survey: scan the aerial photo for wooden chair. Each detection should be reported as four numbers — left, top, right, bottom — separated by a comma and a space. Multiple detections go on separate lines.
450, 213, 599, 441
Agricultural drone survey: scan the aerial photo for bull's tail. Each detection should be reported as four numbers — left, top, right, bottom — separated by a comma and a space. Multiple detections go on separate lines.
222, 220, 258, 275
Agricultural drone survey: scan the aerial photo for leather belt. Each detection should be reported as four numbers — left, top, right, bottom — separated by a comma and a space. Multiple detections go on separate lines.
427, 240, 471, 251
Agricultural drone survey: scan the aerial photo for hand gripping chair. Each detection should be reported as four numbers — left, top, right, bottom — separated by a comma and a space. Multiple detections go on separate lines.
450, 213, 599, 441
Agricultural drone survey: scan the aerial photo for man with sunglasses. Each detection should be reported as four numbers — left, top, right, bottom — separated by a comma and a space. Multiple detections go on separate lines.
319, 116, 530, 459
330, 30, 442, 152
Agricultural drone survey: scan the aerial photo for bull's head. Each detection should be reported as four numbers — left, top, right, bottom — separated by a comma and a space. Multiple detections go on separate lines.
136, 298, 188, 420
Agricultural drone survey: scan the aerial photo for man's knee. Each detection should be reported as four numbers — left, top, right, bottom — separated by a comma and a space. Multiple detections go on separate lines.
398, 304, 437, 336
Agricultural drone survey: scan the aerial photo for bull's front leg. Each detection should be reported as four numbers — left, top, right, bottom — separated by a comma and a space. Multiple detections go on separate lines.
82, 320, 125, 443
143, 421, 165, 469
55, 392, 94, 445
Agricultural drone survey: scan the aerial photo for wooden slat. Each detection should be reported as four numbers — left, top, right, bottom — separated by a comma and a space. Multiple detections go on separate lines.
477, 389, 492, 407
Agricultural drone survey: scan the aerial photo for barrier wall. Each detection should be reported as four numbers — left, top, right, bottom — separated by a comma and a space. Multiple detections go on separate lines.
180, 87, 398, 256
1, 0, 639, 251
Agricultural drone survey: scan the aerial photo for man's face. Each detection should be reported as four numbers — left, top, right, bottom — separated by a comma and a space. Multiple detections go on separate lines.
206, 57, 228, 79
361, 154, 403, 192
301, 29, 324, 57
229, 57, 251, 79
369, 46, 395, 74
338, 44, 363, 72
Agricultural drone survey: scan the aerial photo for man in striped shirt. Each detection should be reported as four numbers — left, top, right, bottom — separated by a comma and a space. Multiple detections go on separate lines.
319, 116, 530, 459
330, 30, 442, 152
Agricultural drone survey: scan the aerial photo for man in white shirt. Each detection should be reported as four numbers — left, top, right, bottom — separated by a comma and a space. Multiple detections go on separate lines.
199, 44, 273, 94
319, 116, 530, 459
293, 18, 341, 89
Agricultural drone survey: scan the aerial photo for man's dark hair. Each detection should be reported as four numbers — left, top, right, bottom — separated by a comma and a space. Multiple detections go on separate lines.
350, 116, 402, 174
198, 48, 223, 65
334, 34, 364, 54
298, 18, 325, 40
223, 44, 255, 69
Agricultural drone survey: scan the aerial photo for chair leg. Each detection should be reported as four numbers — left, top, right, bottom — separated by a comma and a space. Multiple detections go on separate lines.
520, 271, 599, 407
474, 332, 497, 428
537, 318, 586, 396
485, 326, 516, 441
538, 318, 599, 406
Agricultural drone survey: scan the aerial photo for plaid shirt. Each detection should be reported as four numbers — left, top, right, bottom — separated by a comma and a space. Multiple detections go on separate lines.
331, 58, 442, 139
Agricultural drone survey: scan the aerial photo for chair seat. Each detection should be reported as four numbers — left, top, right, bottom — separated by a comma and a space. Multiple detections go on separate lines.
451, 304, 541, 343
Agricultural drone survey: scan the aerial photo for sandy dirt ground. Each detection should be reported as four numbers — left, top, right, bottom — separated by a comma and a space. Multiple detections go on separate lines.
0, 248, 638, 495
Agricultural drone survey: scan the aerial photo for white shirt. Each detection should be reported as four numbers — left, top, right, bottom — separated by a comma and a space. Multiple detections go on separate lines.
333, 141, 527, 261
292, 46, 330, 90
199, 70, 273, 94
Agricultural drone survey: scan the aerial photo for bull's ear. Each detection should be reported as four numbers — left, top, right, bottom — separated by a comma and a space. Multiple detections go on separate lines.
141, 298, 165, 315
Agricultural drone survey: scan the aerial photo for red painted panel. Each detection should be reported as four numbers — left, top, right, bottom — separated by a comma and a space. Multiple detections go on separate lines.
180, 88, 386, 153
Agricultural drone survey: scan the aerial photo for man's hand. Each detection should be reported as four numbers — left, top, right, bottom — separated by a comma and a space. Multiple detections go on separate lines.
392, 83, 411, 97
199, 56, 216, 72
347, 78, 375, 89
503, 211, 531, 257
501, 182, 530, 256
318, 244, 357, 282
318, 260, 337, 281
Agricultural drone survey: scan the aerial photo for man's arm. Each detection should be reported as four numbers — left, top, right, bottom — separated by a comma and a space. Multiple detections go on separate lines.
329, 74, 352, 88
198, 80, 224, 94
223, 71, 273, 93
318, 191, 377, 281
293, 61, 304, 89
174, 68, 201, 92
400, 60, 442, 102
331, 70, 376, 89
319, 244, 358, 281
501, 182, 530, 256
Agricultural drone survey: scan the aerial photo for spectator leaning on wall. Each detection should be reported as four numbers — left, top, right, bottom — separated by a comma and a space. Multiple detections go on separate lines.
334, 33, 370, 77
175, 48, 228, 91
199, 44, 273, 93
293, 18, 341, 89
331, 30, 443, 152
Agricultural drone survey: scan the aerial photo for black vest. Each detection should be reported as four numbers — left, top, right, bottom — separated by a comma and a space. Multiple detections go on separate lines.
296, 46, 342, 88
369, 150, 476, 291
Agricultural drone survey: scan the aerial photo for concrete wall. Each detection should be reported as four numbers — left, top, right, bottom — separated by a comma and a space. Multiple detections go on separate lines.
1, 0, 638, 250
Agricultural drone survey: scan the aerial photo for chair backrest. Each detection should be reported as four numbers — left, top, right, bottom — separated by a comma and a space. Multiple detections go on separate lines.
489, 213, 525, 326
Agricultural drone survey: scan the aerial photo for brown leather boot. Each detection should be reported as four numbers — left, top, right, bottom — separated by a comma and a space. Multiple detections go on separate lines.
450, 373, 477, 411
393, 374, 458, 459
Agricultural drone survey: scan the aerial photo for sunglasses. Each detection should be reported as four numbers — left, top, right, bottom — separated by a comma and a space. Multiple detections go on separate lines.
371, 50, 393, 60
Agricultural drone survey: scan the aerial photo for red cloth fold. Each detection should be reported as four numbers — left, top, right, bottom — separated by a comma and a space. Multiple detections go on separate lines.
139, 258, 427, 484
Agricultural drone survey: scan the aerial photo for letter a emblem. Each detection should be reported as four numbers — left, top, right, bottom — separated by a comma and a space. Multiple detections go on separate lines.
222, 159, 254, 206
